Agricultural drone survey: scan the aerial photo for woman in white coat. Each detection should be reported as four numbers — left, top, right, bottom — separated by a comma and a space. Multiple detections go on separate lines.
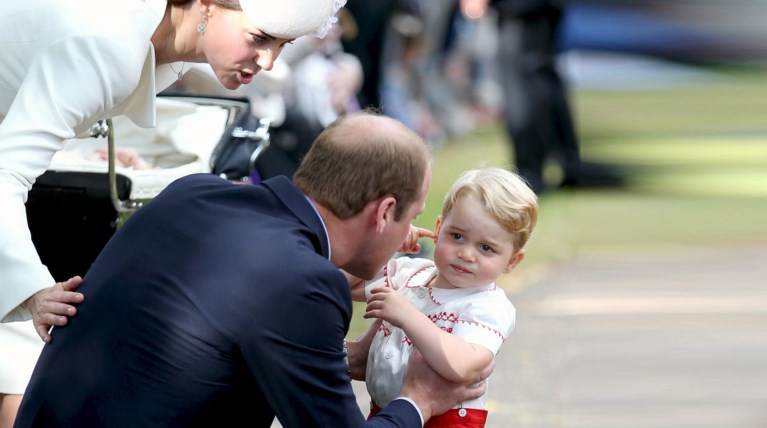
0, 0, 344, 425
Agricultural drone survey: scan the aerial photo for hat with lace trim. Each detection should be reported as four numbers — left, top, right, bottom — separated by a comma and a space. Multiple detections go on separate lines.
239, 0, 347, 40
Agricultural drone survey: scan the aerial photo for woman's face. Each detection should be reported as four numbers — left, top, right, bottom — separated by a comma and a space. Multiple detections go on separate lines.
203, 6, 293, 90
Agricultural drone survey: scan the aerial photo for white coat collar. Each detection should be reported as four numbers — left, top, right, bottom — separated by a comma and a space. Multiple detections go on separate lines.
122, 0, 187, 128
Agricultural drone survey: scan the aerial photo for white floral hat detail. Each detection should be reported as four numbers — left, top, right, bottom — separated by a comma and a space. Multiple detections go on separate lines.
239, 0, 346, 39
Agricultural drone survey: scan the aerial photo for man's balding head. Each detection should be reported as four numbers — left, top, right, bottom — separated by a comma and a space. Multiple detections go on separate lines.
293, 111, 431, 221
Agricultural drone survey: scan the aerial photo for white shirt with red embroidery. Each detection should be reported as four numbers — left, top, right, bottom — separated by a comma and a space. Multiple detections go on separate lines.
364, 257, 516, 410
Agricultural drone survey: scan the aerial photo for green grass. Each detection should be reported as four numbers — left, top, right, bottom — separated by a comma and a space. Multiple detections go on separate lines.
348, 66, 767, 337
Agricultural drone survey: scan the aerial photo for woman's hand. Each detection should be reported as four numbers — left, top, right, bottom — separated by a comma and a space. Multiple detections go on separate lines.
24, 276, 85, 342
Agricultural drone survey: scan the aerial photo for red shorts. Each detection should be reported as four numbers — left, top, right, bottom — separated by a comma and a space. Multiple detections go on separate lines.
369, 404, 488, 428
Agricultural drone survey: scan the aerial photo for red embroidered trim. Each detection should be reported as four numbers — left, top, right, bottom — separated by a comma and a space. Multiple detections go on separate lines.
428, 283, 498, 305
428, 311, 459, 324
387, 266, 507, 345
403, 266, 435, 289
426, 311, 506, 340
379, 323, 392, 337
454, 318, 506, 340
428, 286, 442, 305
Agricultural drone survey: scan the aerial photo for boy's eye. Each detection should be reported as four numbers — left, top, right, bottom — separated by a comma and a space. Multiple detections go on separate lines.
479, 244, 495, 253
450, 232, 463, 240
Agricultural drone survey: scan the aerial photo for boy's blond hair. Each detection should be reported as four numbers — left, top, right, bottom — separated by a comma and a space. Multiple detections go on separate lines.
442, 167, 538, 252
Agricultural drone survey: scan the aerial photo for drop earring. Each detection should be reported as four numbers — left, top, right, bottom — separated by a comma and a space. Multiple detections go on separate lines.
197, 16, 207, 34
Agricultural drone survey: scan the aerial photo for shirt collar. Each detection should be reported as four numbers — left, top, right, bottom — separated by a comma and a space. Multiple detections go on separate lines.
304, 195, 331, 260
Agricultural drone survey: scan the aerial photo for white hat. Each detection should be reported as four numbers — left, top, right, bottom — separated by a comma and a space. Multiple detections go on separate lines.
239, 0, 347, 40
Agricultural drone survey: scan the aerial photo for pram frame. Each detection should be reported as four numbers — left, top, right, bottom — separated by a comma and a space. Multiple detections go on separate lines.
27, 95, 271, 281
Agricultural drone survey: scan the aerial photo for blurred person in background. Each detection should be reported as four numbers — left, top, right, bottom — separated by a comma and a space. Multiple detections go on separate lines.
287, 7, 363, 129
460, 0, 624, 194
341, 0, 399, 109
378, 8, 449, 146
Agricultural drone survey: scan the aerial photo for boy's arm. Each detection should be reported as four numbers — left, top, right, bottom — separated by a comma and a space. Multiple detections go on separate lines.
365, 287, 493, 383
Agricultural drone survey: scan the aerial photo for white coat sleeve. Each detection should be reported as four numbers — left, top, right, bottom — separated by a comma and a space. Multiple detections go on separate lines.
0, 33, 146, 321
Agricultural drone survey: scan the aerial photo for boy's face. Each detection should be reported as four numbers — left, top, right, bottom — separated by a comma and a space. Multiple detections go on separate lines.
432, 193, 524, 289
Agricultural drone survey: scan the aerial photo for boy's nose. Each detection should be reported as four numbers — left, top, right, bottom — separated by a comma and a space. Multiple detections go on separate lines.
458, 248, 475, 262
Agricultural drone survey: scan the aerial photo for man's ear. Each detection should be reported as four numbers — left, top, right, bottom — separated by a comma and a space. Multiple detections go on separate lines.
503, 249, 525, 274
374, 196, 397, 234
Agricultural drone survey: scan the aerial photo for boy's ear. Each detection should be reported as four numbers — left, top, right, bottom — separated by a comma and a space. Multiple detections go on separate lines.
503, 249, 525, 274
434, 215, 443, 242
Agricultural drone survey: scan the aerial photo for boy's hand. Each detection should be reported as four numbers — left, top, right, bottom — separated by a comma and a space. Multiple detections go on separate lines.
364, 286, 417, 328
399, 225, 436, 254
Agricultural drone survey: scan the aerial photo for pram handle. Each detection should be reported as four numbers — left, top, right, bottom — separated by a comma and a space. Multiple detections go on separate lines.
90, 119, 143, 214
232, 118, 272, 182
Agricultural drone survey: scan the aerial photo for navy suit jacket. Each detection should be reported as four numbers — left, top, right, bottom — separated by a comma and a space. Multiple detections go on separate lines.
16, 174, 421, 427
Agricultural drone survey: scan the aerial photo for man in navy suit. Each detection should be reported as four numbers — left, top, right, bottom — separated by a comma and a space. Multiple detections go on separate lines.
15, 111, 488, 427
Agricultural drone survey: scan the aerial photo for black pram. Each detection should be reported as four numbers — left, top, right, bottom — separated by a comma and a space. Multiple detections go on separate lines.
26, 95, 271, 281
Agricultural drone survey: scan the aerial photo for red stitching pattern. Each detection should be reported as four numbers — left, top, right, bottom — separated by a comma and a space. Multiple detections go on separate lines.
401, 324, 452, 347
428, 311, 458, 324
403, 266, 435, 289
426, 312, 506, 341
380, 267, 507, 346
428, 283, 498, 305
455, 319, 506, 340
379, 323, 392, 337
427, 287, 442, 305
397, 313, 504, 348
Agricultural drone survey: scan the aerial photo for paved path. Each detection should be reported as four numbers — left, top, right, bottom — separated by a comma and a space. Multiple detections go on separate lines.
479, 243, 767, 428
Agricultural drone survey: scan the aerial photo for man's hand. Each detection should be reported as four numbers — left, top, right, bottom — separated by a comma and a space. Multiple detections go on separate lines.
399, 349, 495, 421
24, 276, 85, 342
345, 319, 382, 381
